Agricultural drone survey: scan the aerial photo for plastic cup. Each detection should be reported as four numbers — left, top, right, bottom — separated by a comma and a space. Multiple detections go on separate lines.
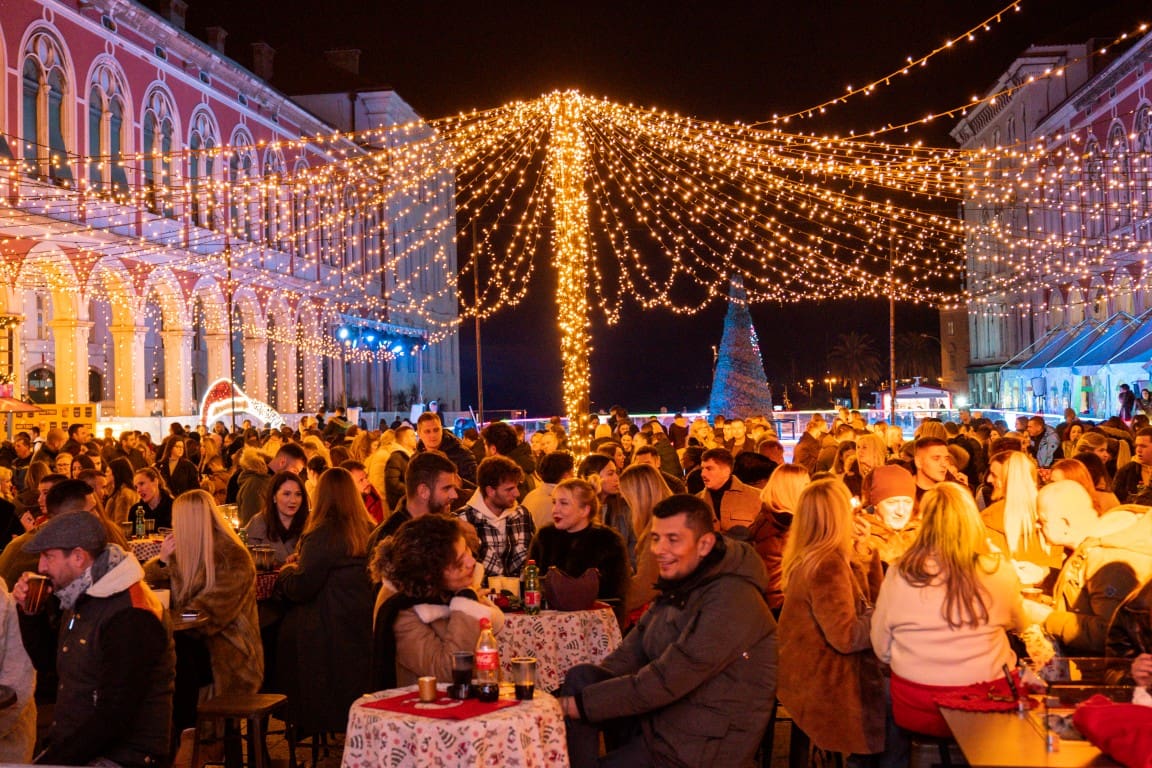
511, 656, 537, 700
24, 575, 50, 615
417, 676, 437, 703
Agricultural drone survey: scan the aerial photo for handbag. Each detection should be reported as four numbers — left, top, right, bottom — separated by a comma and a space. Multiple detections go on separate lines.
542, 566, 600, 611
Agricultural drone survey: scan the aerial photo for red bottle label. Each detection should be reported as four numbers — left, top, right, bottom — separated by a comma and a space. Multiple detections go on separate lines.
475, 649, 498, 672
524, 590, 540, 607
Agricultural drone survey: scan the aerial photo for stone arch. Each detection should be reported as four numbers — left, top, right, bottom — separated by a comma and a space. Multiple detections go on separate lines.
266, 294, 296, 412
188, 106, 222, 228
296, 300, 324, 412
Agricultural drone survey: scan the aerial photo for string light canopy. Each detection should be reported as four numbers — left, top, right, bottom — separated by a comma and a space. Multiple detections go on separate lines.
3, 7, 1149, 423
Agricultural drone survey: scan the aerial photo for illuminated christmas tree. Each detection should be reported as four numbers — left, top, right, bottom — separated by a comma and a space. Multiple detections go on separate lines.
708, 276, 773, 418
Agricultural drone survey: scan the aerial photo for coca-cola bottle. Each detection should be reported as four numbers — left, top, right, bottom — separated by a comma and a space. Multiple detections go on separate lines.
474, 617, 500, 702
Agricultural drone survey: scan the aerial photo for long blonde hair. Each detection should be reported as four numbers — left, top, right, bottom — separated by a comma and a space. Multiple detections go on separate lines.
855, 433, 887, 475
782, 478, 854, 589
760, 464, 809, 513
619, 464, 672, 539
1001, 451, 1040, 556
898, 482, 996, 629
171, 490, 246, 607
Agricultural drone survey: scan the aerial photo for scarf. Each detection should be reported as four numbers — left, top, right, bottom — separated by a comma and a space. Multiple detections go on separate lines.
56, 544, 128, 611
369, 592, 448, 691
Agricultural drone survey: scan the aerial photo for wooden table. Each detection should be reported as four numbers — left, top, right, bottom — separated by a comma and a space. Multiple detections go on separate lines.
940, 707, 1119, 767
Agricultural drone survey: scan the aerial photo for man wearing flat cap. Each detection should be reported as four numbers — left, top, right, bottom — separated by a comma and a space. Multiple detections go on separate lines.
15, 512, 175, 766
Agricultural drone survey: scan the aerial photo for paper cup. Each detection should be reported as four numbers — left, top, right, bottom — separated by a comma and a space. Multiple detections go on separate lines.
153, 588, 171, 609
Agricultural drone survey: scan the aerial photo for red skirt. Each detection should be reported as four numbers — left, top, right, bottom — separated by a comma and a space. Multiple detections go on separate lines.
889, 674, 967, 738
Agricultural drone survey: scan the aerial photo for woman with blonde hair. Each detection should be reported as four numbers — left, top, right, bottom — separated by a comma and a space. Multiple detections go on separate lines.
778, 478, 884, 759
365, 428, 398, 498
618, 464, 672, 620
981, 451, 1061, 587
847, 432, 887, 501
275, 467, 375, 736
198, 436, 231, 505
751, 464, 810, 614
527, 478, 630, 619
871, 483, 1028, 737
1076, 431, 1114, 484
349, 429, 376, 463
144, 490, 262, 735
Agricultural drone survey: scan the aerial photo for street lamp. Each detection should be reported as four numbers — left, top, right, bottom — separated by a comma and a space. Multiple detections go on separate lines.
806, 378, 814, 398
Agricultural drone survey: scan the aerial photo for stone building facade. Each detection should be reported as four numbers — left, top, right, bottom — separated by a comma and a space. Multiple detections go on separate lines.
0, 0, 460, 420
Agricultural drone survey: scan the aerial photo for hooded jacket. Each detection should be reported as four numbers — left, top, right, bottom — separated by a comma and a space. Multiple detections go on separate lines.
576, 536, 777, 768
40, 546, 175, 767
235, 448, 272, 526
1046, 506, 1152, 654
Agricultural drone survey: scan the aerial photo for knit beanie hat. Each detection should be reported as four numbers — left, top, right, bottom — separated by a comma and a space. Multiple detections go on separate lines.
870, 465, 916, 504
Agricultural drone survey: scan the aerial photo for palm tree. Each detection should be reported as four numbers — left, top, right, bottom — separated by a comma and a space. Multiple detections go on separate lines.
827, 332, 882, 409
894, 331, 941, 382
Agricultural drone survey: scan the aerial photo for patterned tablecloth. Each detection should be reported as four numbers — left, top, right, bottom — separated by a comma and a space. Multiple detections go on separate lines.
128, 537, 164, 562
498, 608, 622, 692
341, 686, 569, 768
255, 571, 278, 601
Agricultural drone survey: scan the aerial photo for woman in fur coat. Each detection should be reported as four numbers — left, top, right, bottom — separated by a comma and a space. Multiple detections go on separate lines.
778, 478, 885, 760
144, 490, 262, 730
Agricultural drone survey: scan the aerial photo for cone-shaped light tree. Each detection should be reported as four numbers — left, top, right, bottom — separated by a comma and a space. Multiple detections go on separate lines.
708, 276, 774, 418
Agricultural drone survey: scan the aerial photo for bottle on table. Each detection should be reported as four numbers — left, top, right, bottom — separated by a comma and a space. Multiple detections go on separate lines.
134, 507, 146, 540
474, 617, 500, 702
523, 560, 541, 615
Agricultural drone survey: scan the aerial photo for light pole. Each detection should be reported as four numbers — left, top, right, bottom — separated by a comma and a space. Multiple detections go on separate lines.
806, 378, 814, 398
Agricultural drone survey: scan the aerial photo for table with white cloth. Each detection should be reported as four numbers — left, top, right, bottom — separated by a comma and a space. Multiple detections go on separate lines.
128, 536, 163, 562
341, 686, 569, 768
498, 607, 622, 692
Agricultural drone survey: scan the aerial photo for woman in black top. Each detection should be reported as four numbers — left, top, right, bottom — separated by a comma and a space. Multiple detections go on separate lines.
156, 437, 201, 497
527, 477, 630, 619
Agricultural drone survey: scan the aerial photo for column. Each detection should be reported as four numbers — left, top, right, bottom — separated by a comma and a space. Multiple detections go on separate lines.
272, 339, 298, 414
202, 332, 231, 385
242, 336, 269, 402
47, 318, 92, 404
110, 324, 147, 416
161, 329, 194, 416
302, 349, 324, 413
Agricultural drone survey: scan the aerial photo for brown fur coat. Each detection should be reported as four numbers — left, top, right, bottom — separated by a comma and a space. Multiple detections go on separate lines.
145, 528, 263, 695
778, 551, 885, 755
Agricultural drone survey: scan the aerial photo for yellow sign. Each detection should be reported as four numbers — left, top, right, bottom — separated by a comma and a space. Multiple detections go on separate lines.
12, 403, 99, 435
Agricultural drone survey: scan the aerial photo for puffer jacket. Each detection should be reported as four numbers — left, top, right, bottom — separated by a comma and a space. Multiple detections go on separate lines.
1046, 506, 1152, 654
577, 537, 777, 768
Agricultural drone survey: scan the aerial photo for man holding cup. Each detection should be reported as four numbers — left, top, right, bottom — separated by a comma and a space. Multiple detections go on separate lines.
15, 512, 175, 766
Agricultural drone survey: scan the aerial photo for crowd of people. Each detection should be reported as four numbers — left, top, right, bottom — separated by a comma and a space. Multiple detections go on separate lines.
0, 402, 1149, 765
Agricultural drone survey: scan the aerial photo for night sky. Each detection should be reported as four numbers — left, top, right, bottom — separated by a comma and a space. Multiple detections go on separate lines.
177, 0, 1143, 415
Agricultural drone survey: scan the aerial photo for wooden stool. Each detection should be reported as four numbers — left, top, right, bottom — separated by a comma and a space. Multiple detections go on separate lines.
191, 693, 294, 768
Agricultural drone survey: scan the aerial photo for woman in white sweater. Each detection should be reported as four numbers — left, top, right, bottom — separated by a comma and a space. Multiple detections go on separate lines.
871, 482, 1029, 737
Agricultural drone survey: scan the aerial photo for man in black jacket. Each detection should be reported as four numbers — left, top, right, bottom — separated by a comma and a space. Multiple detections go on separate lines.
417, 412, 478, 485
17, 511, 175, 766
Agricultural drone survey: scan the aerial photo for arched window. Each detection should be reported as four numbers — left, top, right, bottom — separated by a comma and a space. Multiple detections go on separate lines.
22, 31, 71, 184
1135, 106, 1152, 216
1084, 138, 1105, 240
228, 130, 257, 240
263, 148, 287, 248
88, 63, 130, 198
1107, 123, 1131, 229
188, 111, 219, 229
141, 88, 175, 216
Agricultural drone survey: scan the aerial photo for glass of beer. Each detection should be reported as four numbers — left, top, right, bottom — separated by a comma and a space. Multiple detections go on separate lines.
24, 575, 51, 615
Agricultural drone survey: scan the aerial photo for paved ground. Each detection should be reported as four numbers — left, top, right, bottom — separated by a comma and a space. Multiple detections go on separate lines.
248, 717, 964, 768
